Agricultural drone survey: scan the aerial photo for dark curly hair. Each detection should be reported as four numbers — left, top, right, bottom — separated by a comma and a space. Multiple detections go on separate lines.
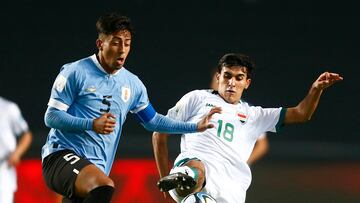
217, 53, 255, 79
96, 12, 134, 36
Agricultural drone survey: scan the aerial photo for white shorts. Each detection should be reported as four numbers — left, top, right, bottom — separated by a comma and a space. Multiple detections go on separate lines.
0, 190, 14, 203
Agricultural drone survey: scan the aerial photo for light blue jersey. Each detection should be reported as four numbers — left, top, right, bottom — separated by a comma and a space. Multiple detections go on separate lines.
42, 55, 149, 175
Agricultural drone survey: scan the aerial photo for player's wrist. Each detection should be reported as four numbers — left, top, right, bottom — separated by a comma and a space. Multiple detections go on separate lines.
86, 118, 95, 130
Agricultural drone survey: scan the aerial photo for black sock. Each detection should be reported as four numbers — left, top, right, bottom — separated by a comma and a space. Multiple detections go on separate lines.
82, 185, 115, 203
62, 196, 82, 203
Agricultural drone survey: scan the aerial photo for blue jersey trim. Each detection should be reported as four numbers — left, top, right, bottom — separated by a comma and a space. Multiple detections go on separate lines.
136, 103, 156, 123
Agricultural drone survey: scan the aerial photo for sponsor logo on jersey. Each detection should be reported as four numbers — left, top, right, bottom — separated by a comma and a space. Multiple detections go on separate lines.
206, 103, 216, 107
237, 112, 247, 124
85, 86, 97, 92
121, 87, 131, 102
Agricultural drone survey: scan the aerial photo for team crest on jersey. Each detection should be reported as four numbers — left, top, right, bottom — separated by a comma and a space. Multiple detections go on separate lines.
121, 87, 131, 102
237, 112, 247, 124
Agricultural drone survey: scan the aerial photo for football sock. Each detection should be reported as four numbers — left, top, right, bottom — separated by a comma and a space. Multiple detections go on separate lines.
82, 185, 114, 203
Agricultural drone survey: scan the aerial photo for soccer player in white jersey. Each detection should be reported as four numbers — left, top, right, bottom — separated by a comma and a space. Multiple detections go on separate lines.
0, 97, 32, 203
41, 13, 220, 203
210, 70, 269, 165
153, 53, 343, 203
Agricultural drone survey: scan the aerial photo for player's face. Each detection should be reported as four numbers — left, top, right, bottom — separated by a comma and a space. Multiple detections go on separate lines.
96, 29, 131, 74
216, 66, 251, 104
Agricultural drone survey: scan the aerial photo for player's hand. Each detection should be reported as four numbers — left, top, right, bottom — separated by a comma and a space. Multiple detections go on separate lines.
313, 72, 343, 90
7, 152, 21, 167
93, 113, 116, 134
196, 107, 222, 132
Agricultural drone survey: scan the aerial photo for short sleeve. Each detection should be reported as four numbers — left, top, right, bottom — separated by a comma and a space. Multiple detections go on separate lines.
130, 78, 150, 113
250, 106, 284, 133
48, 66, 80, 111
167, 90, 202, 122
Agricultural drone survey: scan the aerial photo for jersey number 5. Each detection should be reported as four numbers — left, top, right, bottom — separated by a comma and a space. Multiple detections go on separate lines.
100, 95, 112, 113
217, 119, 234, 142
63, 153, 80, 165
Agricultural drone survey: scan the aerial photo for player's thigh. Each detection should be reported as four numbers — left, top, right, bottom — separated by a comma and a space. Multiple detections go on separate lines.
74, 163, 114, 197
42, 149, 92, 199
0, 190, 13, 203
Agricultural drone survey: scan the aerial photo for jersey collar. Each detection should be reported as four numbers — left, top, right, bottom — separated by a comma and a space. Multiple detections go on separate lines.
90, 54, 122, 76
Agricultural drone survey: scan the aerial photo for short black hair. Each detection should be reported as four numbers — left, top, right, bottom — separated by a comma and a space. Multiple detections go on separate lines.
217, 53, 255, 79
96, 12, 134, 36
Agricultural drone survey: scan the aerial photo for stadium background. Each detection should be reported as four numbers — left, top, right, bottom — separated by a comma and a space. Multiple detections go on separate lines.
0, 0, 359, 202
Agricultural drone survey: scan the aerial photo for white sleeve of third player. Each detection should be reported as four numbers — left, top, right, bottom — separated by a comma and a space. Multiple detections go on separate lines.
8, 103, 29, 137
167, 90, 203, 121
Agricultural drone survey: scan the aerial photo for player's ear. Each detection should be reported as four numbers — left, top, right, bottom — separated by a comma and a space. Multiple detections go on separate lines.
96, 38, 103, 50
245, 78, 251, 89
215, 72, 220, 82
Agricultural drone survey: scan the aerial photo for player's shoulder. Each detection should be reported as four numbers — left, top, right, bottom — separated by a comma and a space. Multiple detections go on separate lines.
0, 96, 14, 106
239, 99, 251, 107
118, 67, 139, 80
0, 97, 20, 113
238, 99, 260, 113
174, 89, 214, 108
61, 55, 94, 73
187, 89, 214, 96
183, 89, 212, 99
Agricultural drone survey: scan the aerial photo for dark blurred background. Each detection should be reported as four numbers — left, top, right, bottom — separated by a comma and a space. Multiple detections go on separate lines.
1, 0, 359, 202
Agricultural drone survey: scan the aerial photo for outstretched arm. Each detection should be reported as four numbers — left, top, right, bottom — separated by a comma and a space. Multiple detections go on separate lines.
138, 105, 221, 134
285, 72, 343, 124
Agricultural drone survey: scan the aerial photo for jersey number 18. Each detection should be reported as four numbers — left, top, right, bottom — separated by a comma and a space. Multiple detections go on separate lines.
217, 119, 234, 142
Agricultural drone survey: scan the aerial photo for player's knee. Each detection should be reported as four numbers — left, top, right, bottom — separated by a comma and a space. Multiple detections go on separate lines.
86, 175, 114, 191
185, 160, 205, 189
75, 165, 115, 197
96, 176, 115, 188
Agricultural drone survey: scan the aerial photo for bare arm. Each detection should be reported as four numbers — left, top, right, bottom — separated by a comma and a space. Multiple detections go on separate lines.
247, 135, 269, 165
153, 132, 175, 200
285, 72, 343, 124
8, 131, 33, 167
152, 132, 171, 179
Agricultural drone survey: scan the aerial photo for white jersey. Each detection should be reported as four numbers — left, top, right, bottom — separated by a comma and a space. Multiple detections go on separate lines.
0, 97, 29, 193
167, 90, 285, 203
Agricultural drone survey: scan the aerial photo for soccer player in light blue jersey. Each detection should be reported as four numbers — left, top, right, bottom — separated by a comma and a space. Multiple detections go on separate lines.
41, 12, 221, 203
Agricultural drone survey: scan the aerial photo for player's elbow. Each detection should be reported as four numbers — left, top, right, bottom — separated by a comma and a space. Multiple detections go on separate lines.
44, 107, 58, 128
297, 112, 313, 123
141, 121, 157, 132
298, 108, 313, 122
141, 114, 161, 132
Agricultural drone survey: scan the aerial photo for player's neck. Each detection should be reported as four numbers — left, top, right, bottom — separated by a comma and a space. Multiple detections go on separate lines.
96, 54, 119, 75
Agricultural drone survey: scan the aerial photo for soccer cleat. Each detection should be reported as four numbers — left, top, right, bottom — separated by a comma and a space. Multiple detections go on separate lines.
157, 172, 196, 192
